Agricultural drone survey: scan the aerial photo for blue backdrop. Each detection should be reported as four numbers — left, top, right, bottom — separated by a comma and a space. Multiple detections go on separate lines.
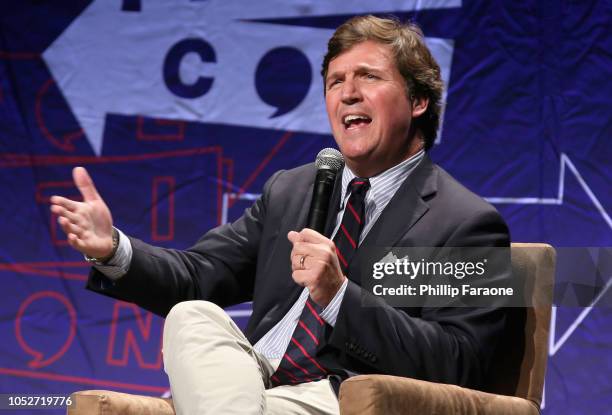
1, 1, 610, 413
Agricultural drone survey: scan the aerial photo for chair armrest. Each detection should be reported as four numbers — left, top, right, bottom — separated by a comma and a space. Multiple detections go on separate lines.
338, 375, 540, 415
67, 390, 174, 415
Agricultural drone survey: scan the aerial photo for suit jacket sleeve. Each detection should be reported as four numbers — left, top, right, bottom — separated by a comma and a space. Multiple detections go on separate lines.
86, 170, 285, 317
329, 208, 511, 389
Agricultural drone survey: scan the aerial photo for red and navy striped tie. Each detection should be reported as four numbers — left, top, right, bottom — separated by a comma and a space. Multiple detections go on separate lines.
270, 178, 370, 386
332, 178, 370, 274
269, 297, 328, 386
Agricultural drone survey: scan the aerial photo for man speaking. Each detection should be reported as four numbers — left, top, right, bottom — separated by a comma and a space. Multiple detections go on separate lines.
50, 15, 513, 415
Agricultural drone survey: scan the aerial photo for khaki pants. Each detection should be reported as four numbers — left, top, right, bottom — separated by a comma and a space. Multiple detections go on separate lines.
163, 301, 340, 415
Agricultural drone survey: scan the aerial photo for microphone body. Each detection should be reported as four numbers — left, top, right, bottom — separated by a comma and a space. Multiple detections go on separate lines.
306, 148, 344, 234
307, 169, 337, 233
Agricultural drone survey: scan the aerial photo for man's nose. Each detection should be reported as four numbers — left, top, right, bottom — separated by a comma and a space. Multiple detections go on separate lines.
341, 78, 362, 105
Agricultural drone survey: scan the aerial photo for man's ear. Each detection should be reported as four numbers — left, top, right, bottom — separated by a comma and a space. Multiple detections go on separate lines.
411, 96, 429, 118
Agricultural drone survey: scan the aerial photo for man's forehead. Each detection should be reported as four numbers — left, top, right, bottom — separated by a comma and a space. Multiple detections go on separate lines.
326, 62, 384, 78
326, 41, 395, 77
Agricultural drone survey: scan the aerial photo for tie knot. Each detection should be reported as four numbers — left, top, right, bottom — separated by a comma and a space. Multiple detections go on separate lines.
349, 178, 370, 195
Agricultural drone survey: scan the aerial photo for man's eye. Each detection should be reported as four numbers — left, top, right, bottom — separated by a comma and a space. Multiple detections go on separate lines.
328, 79, 341, 89
365, 73, 377, 79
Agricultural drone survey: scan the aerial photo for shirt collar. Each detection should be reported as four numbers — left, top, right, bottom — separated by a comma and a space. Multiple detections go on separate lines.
340, 149, 425, 203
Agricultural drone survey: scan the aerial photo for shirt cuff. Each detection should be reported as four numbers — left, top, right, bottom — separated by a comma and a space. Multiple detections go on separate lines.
92, 228, 132, 281
320, 278, 348, 327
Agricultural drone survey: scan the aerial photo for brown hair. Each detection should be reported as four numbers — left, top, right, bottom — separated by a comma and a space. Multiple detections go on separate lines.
322, 15, 443, 150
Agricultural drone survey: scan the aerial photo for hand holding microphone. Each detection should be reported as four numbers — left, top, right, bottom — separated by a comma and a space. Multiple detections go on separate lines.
288, 148, 346, 307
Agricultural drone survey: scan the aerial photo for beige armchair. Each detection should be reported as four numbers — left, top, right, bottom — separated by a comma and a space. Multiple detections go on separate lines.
68, 243, 555, 415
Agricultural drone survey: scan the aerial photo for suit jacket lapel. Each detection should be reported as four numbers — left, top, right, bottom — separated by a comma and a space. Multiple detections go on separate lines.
251, 180, 312, 343
346, 156, 438, 282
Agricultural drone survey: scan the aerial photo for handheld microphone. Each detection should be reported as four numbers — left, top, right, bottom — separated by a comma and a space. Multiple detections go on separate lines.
306, 148, 345, 233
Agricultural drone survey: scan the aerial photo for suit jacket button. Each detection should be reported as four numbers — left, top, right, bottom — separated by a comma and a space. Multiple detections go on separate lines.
370, 356, 378, 363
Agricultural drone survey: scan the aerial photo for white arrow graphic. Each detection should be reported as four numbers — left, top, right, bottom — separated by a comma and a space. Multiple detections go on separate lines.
43, 0, 458, 155
485, 153, 611, 230
485, 153, 611, 411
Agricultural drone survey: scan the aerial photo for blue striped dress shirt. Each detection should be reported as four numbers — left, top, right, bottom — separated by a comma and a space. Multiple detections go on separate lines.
253, 149, 424, 361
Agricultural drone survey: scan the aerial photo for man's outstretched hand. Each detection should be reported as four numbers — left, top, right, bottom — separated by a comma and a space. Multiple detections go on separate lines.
50, 167, 114, 260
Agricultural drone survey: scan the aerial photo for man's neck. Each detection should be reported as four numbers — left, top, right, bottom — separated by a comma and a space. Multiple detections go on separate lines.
346, 137, 424, 178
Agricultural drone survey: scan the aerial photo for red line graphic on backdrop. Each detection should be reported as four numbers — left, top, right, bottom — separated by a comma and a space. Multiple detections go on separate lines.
0, 367, 167, 394
15, 291, 77, 369
0, 263, 87, 281
0, 51, 40, 59
36, 78, 84, 152
137, 117, 185, 141
35, 181, 80, 203
230, 131, 293, 208
106, 302, 163, 370
0, 147, 220, 166
222, 157, 234, 194
0, 127, 292, 391
36, 181, 83, 246
2, 266, 169, 391
0, 50, 40, 104
152, 176, 175, 241
1, 146, 225, 226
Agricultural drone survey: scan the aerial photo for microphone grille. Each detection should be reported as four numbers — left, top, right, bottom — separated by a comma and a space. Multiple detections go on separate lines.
315, 148, 344, 172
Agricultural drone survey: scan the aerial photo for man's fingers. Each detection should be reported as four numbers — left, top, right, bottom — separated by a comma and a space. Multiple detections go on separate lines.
291, 269, 326, 288
300, 228, 325, 240
287, 230, 304, 245
63, 209, 85, 227
291, 252, 311, 271
58, 217, 84, 237
291, 241, 336, 262
291, 251, 334, 274
299, 228, 332, 245
291, 270, 311, 287
73, 166, 101, 202
51, 205, 84, 226
67, 233, 87, 250
50, 195, 79, 212
65, 227, 95, 253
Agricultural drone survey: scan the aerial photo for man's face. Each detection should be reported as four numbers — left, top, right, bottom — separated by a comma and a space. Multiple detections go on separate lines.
325, 40, 427, 177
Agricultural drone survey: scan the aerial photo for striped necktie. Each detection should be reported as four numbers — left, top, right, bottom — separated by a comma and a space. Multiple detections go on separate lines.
270, 178, 370, 386
333, 178, 370, 273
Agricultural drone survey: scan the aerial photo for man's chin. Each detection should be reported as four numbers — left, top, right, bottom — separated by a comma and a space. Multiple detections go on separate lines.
342, 152, 378, 175
340, 147, 368, 161
336, 139, 371, 157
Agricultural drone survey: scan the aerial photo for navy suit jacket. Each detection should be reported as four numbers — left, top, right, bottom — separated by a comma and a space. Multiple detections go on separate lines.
88, 155, 513, 390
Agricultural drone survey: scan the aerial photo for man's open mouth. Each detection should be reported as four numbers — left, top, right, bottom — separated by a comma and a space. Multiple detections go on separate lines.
343, 114, 372, 129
